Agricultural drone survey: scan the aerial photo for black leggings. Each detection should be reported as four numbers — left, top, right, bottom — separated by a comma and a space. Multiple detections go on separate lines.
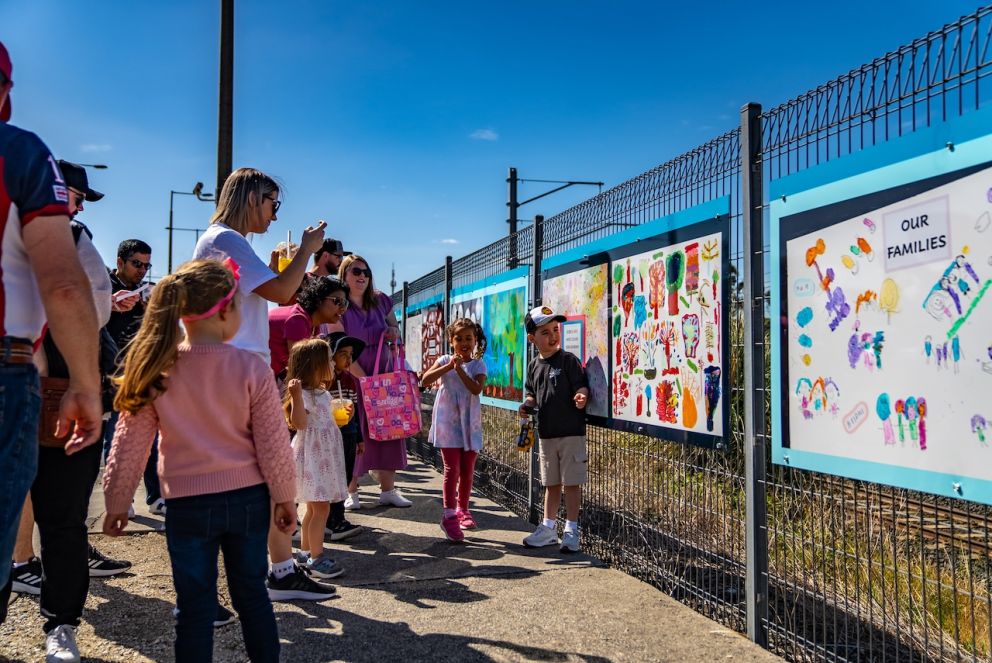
328, 430, 359, 527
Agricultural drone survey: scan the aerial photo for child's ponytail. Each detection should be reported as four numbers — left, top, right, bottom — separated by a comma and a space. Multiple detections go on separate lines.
471, 322, 487, 360
114, 260, 236, 413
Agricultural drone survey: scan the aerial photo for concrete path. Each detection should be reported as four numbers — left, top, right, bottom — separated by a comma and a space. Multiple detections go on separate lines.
2, 458, 783, 662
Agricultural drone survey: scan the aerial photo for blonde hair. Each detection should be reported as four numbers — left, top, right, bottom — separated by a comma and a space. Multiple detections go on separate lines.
282, 339, 334, 427
210, 167, 279, 235
338, 254, 380, 311
114, 260, 236, 413
447, 318, 487, 360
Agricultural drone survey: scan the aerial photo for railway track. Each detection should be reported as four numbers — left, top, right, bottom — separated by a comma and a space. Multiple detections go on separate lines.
840, 485, 992, 559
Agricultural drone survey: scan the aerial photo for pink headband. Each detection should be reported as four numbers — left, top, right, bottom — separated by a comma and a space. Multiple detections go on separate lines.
181, 258, 241, 322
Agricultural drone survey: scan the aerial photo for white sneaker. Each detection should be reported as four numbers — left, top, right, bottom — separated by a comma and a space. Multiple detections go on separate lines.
523, 524, 560, 548
149, 498, 167, 516
344, 493, 362, 510
45, 624, 80, 663
560, 529, 580, 553
378, 489, 412, 508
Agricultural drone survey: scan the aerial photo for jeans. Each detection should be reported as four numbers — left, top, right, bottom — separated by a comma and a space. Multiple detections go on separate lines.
166, 484, 279, 663
32, 439, 102, 632
0, 364, 41, 600
328, 429, 359, 527
440, 448, 478, 511
103, 410, 161, 503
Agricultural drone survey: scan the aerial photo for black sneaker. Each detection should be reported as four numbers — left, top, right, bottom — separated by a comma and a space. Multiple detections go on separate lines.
11, 557, 43, 595
266, 565, 337, 601
87, 545, 132, 577
172, 604, 238, 628
325, 520, 363, 541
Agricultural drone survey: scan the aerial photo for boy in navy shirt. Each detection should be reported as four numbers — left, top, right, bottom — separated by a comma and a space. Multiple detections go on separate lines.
519, 306, 589, 552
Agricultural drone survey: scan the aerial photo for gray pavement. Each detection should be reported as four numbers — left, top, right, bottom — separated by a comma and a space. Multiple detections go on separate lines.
57, 458, 782, 662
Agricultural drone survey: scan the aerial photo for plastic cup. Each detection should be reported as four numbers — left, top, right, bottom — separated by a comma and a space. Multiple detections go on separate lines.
277, 255, 292, 272
331, 398, 351, 426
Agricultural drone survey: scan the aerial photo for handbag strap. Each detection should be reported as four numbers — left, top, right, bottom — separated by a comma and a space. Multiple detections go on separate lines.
372, 331, 387, 376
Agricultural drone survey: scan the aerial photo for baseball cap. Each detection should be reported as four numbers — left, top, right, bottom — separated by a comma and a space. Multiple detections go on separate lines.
57, 160, 104, 202
0, 41, 12, 122
525, 305, 567, 333
316, 238, 345, 260
323, 331, 366, 361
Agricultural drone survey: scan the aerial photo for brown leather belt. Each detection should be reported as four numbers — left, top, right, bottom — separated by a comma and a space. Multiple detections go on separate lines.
0, 336, 35, 365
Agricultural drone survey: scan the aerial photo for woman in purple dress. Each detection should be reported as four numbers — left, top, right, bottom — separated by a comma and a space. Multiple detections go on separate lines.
337, 255, 412, 509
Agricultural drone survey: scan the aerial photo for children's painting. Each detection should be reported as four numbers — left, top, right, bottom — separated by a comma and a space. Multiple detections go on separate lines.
421, 304, 445, 374
451, 269, 528, 409
405, 311, 424, 374
773, 144, 992, 503
542, 263, 610, 418
609, 229, 725, 440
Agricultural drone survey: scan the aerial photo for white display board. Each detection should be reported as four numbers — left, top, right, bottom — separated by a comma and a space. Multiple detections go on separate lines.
783, 164, 992, 478
405, 311, 424, 374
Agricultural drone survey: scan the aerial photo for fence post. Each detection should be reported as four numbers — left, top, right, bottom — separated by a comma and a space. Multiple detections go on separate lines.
401, 281, 409, 344
741, 102, 769, 648
527, 215, 545, 523
443, 256, 453, 355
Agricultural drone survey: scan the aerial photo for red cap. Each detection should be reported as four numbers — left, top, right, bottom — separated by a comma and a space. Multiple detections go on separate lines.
0, 42, 12, 122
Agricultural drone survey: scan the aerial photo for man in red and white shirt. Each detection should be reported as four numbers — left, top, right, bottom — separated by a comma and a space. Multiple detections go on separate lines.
0, 40, 102, 643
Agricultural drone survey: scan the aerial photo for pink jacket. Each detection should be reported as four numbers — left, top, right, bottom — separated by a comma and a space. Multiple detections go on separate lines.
104, 343, 295, 513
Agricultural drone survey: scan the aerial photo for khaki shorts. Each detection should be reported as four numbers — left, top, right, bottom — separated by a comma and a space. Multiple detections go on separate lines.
538, 435, 588, 487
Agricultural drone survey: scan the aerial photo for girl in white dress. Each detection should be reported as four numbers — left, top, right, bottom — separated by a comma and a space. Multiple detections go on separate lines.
284, 338, 348, 579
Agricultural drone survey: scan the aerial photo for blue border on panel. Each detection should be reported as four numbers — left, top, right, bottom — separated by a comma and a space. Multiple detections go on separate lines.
769, 111, 992, 506
541, 196, 731, 271
450, 266, 530, 299
406, 292, 443, 315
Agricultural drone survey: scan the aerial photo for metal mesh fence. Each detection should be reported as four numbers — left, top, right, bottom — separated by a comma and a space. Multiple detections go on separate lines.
399, 6, 992, 661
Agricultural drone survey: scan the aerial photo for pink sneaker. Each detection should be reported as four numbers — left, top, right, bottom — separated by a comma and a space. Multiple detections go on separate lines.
457, 510, 477, 530
441, 515, 464, 542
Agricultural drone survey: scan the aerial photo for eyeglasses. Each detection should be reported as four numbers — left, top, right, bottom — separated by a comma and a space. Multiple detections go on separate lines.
349, 267, 372, 278
68, 188, 85, 207
326, 295, 348, 308
264, 195, 281, 213
128, 258, 152, 271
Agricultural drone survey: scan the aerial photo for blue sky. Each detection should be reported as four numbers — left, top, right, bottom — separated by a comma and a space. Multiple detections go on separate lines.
1, 1, 983, 288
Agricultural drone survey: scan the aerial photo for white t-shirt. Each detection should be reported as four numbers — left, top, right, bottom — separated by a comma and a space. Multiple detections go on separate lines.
193, 223, 276, 362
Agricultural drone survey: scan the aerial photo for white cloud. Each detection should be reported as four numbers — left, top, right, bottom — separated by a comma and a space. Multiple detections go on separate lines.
439, 238, 459, 245
80, 143, 112, 153
469, 128, 499, 141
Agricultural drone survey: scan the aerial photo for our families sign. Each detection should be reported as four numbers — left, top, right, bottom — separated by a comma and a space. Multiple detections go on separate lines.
771, 113, 992, 505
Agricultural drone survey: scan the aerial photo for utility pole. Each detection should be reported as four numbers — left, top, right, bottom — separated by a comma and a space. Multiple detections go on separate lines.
390, 263, 397, 295
216, 0, 234, 200
506, 167, 603, 267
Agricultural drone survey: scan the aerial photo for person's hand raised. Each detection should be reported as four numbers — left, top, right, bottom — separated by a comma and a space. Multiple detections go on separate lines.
287, 379, 303, 398
300, 220, 327, 255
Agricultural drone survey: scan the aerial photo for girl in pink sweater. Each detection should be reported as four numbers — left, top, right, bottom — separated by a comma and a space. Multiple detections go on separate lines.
102, 259, 296, 662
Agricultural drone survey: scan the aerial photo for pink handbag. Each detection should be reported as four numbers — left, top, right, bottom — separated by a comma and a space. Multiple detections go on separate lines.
359, 333, 422, 441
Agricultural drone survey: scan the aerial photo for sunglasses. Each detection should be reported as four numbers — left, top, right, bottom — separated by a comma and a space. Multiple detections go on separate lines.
264, 195, 281, 213
68, 188, 85, 207
129, 258, 152, 271
326, 295, 349, 308
349, 267, 372, 278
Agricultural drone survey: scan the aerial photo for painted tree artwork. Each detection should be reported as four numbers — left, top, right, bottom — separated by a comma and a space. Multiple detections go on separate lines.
542, 263, 610, 417
610, 230, 725, 438
450, 271, 528, 410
